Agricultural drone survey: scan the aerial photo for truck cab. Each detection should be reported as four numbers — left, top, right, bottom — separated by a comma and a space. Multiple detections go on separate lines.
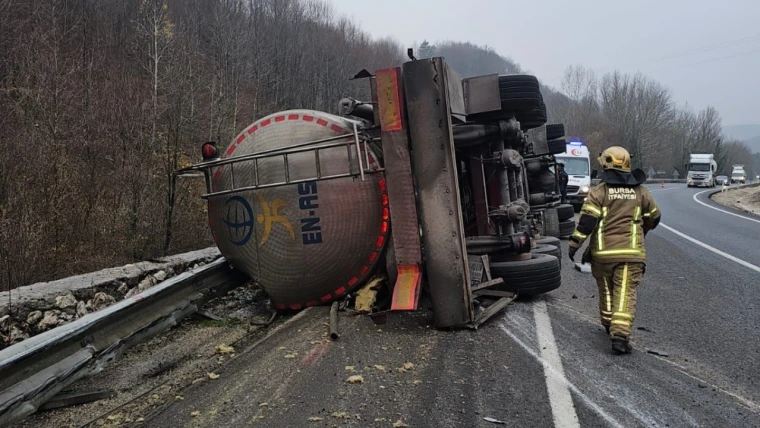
731, 168, 746, 184
687, 154, 718, 188
554, 141, 591, 210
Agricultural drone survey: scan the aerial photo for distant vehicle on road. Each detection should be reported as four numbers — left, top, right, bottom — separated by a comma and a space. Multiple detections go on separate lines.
731, 164, 747, 184
686, 153, 718, 187
554, 141, 591, 211
731, 172, 746, 184
716, 175, 729, 185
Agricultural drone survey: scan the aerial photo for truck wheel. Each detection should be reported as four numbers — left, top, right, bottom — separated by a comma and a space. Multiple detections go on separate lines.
546, 124, 566, 141
531, 243, 561, 269
548, 138, 567, 155
556, 204, 575, 221
559, 219, 576, 238
499, 76, 543, 113
498, 74, 540, 86
544, 208, 561, 237
490, 254, 561, 296
536, 236, 563, 260
518, 102, 547, 130
536, 236, 561, 247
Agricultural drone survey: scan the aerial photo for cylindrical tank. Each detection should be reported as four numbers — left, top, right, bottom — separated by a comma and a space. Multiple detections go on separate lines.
206, 110, 389, 310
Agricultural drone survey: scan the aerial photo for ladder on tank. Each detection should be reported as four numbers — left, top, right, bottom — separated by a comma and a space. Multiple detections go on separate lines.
179, 123, 383, 199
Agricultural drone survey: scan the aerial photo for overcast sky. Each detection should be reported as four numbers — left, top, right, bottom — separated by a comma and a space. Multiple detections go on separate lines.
330, 0, 760, 126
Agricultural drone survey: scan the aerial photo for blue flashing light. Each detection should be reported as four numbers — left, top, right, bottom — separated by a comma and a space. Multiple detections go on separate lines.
568, 140, 584, 146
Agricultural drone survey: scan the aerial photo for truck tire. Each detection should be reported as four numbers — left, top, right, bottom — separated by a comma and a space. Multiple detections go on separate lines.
546, 124, 565, 141
548, 138, 566, 155
556, 204, 575, 221
499, 77, 543, 114
528, 170, 557, 192
544, 208, 561, 237
559, 219, 575, 238
500, 97, 542, 112
536, 236, 561, 248
536, 236, 563, 259
490, 254, 561, 296
498, 74, 540, 86
531, 243, 561, 268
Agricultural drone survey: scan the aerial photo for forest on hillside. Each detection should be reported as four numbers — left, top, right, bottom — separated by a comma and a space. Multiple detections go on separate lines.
418, 41, 758, 177
0, 0, 403, 291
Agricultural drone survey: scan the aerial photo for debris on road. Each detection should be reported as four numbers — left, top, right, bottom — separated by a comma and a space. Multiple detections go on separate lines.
393, 420, 409, 427
355, 277, 383, 313
191, 411, 201, 417
308, 416, 324, 422
574, 262, 592, 273
647, 350, 670, 357
347, 375, 364, 384
216, 344, 235, 354
484, 416, 507, 424
329, 301, 340, 340
397, 362, 415, 373
207, 372, 220, 380
637, 327, 654, 333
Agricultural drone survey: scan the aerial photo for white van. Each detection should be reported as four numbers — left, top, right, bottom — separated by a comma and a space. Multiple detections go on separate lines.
554, 141, 591, 210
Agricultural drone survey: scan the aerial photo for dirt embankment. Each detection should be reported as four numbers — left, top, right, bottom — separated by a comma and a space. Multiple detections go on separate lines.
711, 184, 760, 216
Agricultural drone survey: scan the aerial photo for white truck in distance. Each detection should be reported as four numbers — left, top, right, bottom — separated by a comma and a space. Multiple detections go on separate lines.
686, 154, 718, 188
731, 165, 747, 184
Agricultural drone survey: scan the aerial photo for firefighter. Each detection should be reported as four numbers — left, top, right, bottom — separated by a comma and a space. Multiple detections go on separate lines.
567, 146, 661, 355
557, 162, 569, 203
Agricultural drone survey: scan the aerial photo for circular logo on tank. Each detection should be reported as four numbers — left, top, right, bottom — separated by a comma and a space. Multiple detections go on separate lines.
223, 196, 254, 246
571, 148, 583, 156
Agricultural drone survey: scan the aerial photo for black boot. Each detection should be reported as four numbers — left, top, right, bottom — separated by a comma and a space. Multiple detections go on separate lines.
611, 337, 632, 355
604, 325, 610, 335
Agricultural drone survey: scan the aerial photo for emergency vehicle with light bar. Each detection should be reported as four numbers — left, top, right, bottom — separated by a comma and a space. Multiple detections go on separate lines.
555, 141, 591, 210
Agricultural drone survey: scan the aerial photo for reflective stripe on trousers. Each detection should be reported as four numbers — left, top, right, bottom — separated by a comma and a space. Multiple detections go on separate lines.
592, 262, 644, 338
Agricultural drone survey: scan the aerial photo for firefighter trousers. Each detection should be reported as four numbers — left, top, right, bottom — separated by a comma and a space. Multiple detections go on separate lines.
591, 261, 644, 339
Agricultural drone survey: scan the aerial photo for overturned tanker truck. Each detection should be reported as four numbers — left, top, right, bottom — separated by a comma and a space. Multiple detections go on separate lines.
176, 56, 572, 329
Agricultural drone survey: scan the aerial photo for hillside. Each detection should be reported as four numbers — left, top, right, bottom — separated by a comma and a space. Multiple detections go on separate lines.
723, 124, 760, 154
743, 136, 760, 154
723, 124, 760, 141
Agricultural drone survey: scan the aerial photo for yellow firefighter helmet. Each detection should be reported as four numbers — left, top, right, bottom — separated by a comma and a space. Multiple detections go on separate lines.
598, 146, 631, 172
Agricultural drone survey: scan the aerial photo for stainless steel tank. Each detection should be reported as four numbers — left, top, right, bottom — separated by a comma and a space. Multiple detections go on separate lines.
207, 110, 388, 310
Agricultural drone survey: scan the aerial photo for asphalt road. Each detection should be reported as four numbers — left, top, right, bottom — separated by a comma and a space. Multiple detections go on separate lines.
86, 184, 760, 428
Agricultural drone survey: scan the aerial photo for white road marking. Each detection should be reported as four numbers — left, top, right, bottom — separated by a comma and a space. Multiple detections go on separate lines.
532, 300, 581, 428
693, 188, 760, 224
547, 300, 760, 412
659, 223, 760, 274
647, 187, 681, 192
499, 320, 625, 428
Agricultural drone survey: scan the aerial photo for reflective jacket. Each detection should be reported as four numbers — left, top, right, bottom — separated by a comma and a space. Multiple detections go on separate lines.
569, 179, 660, 263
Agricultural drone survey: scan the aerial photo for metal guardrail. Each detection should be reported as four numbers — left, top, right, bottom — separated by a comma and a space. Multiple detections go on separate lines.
0, 258, 248, 427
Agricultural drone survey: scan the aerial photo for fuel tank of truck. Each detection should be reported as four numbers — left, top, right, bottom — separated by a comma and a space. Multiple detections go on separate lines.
206, 110, 389, 310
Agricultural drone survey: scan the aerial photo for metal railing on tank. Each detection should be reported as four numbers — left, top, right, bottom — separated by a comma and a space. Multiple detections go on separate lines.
174, 123, 384, 199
